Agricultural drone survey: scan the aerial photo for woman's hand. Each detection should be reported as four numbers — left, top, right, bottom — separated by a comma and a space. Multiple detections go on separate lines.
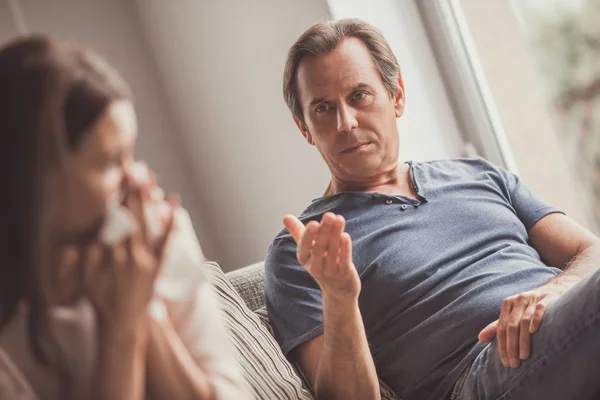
83, 176, 176, 332
83, 170, 177, 400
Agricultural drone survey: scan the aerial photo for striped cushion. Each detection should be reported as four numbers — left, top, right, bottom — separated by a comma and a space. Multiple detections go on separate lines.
204, 261, 314, 400
254, 307, 401, 400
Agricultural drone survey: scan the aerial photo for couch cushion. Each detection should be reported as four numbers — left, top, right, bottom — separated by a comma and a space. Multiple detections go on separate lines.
205, 261, 314, 400
226, 262, 265, 312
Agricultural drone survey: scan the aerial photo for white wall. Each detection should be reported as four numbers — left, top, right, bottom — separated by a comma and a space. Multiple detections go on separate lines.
1, 0, 218, 262
133, 0, 333, 270
0, 2, 18, 41
327, 0, 466, 162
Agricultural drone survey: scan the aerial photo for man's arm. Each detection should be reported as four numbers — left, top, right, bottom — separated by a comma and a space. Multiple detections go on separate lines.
284, 213, 380, 400
529, 212, 600, 283
479, 213, 600, 368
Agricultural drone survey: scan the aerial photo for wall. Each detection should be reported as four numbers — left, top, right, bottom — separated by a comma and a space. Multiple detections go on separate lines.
133, 0, 334, 270
0, 2, 17, 41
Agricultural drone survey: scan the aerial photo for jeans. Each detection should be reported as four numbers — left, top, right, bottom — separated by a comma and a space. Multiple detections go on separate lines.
451, 267, 600, 400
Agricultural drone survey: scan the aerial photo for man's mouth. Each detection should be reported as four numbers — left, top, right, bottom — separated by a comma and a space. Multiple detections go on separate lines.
342, 142, 372, 153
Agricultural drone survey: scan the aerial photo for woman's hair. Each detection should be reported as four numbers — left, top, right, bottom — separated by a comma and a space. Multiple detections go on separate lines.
0, 35, 131, 390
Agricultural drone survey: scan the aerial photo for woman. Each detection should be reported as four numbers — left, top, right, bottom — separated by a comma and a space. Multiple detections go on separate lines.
0, 35, 249, 399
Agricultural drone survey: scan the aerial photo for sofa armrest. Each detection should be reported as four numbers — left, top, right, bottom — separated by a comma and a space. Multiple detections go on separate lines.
225, 262, 265, 312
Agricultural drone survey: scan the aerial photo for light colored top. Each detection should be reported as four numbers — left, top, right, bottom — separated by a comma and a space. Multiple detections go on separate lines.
0, 274, 249, 400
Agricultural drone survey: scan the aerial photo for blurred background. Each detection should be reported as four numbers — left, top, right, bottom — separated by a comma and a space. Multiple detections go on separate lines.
1, 0, 598, 271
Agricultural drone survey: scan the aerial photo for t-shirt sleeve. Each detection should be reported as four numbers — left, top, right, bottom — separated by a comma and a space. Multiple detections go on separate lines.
492, 162, 563, 231
264, 236, 324, 357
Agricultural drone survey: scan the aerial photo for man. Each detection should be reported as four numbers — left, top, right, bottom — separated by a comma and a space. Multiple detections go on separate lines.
264, 19, 600, 400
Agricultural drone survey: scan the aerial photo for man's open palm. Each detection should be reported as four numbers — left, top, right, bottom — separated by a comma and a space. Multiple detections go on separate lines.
283, 212, 361, 301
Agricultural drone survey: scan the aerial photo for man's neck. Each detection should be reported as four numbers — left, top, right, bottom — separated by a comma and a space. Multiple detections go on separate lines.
325, 164, 417, 198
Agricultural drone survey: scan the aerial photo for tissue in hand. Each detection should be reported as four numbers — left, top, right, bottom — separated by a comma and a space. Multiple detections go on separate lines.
99, 197, 207, 306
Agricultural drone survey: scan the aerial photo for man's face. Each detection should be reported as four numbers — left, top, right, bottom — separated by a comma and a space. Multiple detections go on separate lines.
294, 38, 405, 181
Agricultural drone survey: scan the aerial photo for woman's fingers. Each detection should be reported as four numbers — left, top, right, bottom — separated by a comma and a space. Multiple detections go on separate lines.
82, 243, 103, 291
123, 180, 149, 246
155, 197, 178, 263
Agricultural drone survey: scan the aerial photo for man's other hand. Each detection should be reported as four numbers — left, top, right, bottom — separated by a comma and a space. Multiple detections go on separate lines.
478, 285, 566, 368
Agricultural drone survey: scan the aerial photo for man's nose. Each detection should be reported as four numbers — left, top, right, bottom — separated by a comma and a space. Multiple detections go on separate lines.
336, 104, 358, 133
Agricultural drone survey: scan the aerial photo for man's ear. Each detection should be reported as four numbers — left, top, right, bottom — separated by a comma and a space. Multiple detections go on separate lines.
394, 76, 406, 118
293, 115, 315, 145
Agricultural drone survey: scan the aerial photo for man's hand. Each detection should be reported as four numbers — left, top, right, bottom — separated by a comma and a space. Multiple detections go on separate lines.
478, 284, 567, 368
283, 212, 361, 301
284, 213, 380, 400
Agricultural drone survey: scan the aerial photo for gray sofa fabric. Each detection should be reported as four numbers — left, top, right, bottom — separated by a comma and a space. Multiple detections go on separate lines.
226, 262, 266, 312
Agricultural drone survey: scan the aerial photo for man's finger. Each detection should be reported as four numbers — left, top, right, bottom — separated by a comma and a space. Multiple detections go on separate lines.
283, 214, 306, 244
478, 320, 498, 343
507, 298, 528, 368
325, 216, 345, 270
312, 213, 335, 263
497, 298, 513, 367
529, 299, 550, 333
297, 221, 319, 265
520, 302, 536, 360
339, 232, 353, 268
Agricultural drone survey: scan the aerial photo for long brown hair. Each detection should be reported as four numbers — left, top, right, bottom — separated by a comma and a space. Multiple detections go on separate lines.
0, 35, 131, 391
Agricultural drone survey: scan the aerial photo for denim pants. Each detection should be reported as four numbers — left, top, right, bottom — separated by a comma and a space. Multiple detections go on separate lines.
451, 267, 600, 400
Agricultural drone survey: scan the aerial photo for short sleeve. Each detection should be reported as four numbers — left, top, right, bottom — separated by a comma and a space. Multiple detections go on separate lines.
492, 162, 563, 231
264, 235, 324, 357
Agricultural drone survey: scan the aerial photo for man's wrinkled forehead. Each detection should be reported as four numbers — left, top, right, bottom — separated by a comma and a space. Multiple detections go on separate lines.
295, 39, 381, 105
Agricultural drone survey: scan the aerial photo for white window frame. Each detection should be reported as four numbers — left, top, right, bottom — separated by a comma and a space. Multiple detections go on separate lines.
416, 0, 519, 173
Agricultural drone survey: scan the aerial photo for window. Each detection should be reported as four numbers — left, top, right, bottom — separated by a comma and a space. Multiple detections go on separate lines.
422, 0, 599, 233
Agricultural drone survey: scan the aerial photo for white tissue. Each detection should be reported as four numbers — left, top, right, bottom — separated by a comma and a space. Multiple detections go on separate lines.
99, 196, 206, 320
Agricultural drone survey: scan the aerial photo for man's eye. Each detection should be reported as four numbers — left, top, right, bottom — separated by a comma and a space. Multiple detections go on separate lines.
315, 104, 329, 114
354, 91, 367, 101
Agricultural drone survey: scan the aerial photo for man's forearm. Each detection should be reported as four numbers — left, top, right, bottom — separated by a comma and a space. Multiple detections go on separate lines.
315, 296, 380, 400
547, 244, 600, 289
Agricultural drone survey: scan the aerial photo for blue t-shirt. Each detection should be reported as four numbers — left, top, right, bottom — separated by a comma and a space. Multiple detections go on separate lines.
264, 158, 562, 400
